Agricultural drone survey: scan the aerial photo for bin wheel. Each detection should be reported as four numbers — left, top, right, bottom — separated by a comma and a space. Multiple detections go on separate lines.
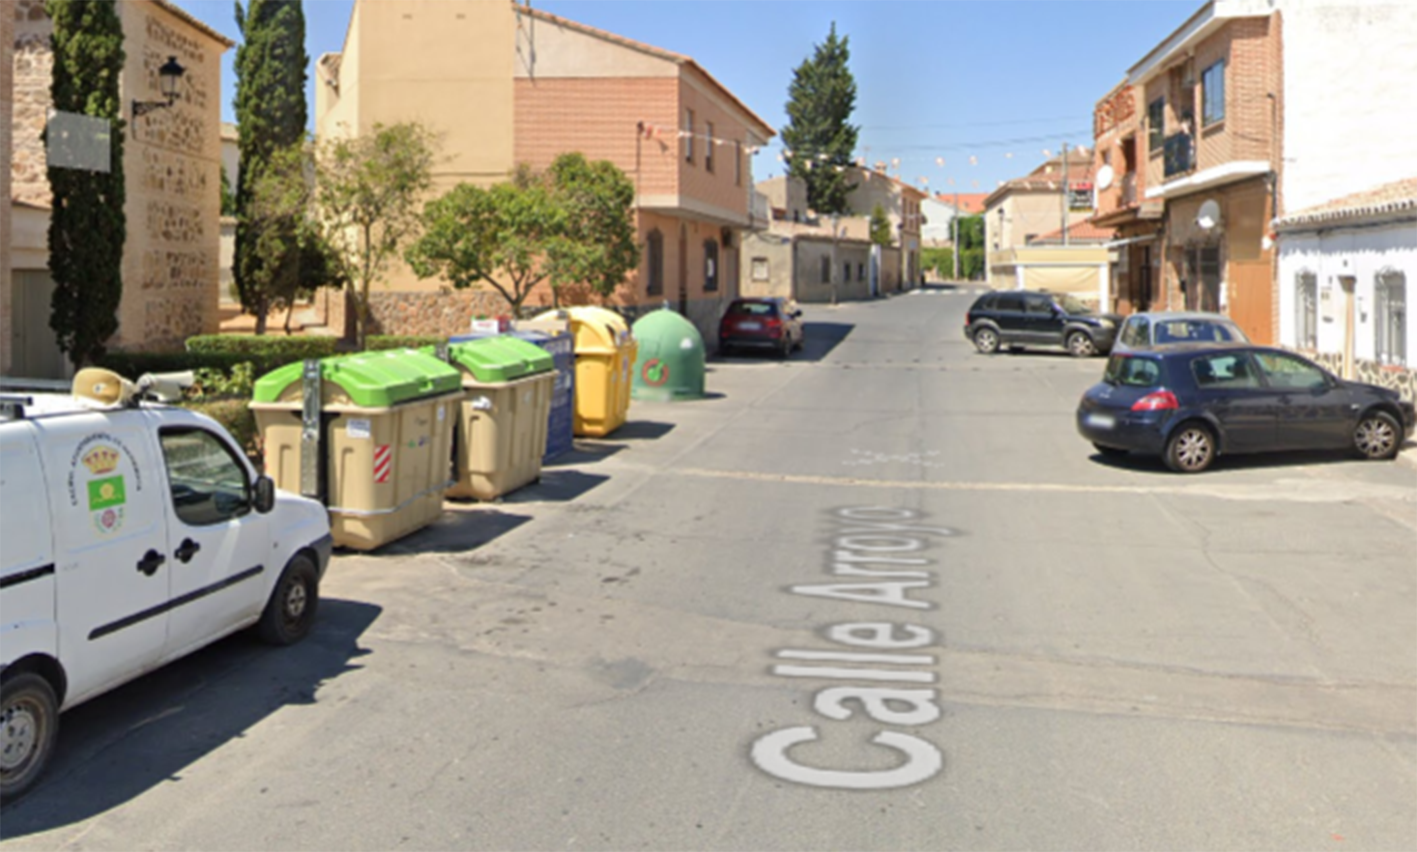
1, 672, 59, 803
257, 554, 320, 646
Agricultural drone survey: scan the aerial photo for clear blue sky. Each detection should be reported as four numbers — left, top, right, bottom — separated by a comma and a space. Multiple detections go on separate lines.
173, 0, 1197, 195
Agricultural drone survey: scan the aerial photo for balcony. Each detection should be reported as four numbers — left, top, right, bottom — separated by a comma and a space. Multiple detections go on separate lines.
1120, 172, 1138, 207
1163, 132, 1193, 178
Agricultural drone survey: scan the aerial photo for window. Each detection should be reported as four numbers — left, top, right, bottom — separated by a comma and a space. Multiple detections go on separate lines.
160, 428, 252, 527
704, 239, 719, 292
735, 141, 743, 186
752, 257, 769, 281
705, 122, 715, 173
1147, 97, 1165, 152
994, 293, 1024, 312
1255, 351, 1329, 391
820, 256, 831, 284
1296, 270, 1318, 349
1202, 60, 1226, 126
1023, 294, 1054, 315
1191, 353, 1259, 388
646, 230, 664, 295
1120, 317, 1149, 348
684, 109, 695, 164
858, 262, 865, 281
1104, 355, 1162, 388
1376, 269, 1408, 365
843, 261, 851, 283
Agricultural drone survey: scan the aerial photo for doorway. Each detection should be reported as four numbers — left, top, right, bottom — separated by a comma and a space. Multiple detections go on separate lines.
12, 270, 67, 379
1339, 275, 1356, 379
1185, 245, 1221, 313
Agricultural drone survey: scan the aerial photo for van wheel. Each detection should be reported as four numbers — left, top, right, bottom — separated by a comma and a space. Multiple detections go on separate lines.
973, 327, 1000, 354
1, 673, 59, 803
257, 554, 320, 646
1067, 331, 1097, 357
1353, 410, 1400, 460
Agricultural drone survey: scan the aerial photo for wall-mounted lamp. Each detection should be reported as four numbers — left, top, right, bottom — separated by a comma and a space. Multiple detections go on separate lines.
132, 56, 185, 118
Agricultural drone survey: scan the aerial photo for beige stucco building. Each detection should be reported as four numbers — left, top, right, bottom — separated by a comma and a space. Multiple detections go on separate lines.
313, 0, 775, 347
5, 0, 231, 377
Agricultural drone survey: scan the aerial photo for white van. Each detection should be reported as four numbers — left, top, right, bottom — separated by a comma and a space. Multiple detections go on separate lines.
0, 371, 332, 801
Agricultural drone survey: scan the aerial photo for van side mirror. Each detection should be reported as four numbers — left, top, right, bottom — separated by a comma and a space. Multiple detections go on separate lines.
254, 475, 276, 514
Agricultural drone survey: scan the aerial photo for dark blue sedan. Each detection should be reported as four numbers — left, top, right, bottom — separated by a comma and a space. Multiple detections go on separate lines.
1077, 344, 1415, 472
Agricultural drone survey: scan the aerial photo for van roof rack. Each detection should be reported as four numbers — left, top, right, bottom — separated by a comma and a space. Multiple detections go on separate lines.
0, 394, 36, 420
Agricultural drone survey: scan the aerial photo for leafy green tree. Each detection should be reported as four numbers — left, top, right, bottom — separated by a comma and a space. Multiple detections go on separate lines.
408, 153, 639, 314
780, 23, 859, 215
234, 0, 308, 334
311, 122, 437, 349
543, 153, 639, 305
244, 143, 340, 334
46, 0, 126, 369
869, 203, 892, 246
220, 166, 236, 216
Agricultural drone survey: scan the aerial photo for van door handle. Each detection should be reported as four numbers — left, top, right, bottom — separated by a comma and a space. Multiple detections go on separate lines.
137, 549, 166, 577
174, 538, 201, 563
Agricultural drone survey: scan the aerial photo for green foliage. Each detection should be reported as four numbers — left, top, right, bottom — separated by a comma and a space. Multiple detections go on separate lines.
234, 0, 310, 335
780, 23, 859, 215
186, 333, 339, 360
185, 398, 260, 460
312, 122, 438, 349
869, 204, 892, 246
189, 361, 257, 401
408, 153, 638, 314
922, 247, 952, 278
954, 215, 985, 251
364, 335, 446, 352
220, 166, 236, 216
46, 0, 126, 369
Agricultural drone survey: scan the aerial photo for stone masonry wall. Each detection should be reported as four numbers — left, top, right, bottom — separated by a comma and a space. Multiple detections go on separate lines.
1305, 350, 1417, 405
1, 3, 14, 375
11, 0, 51, 207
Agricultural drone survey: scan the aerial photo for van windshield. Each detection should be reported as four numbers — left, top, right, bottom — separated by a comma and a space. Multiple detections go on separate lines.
1104, 354, 1162, 387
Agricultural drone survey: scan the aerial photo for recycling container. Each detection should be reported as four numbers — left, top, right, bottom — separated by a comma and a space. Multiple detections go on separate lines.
251, 349, 463, 551
631, 309, 706, 401
436, 337, 555, 500
457, 326, 575, 463
534, 308, 637, 437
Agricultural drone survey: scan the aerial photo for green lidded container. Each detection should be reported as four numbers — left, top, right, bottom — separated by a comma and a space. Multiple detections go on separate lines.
252, 348, 461, 408
434, 337, 554, 384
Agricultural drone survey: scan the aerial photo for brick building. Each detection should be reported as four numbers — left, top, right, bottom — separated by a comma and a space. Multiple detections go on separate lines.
4, 0, 231, 377
313, 0, 774, 348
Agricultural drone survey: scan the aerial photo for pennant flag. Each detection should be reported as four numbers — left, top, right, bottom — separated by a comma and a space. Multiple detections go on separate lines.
1042, 148, 1052, 158
935, 156, 944, 167
969, 155, 978, 166
1005, 152, 1014, 159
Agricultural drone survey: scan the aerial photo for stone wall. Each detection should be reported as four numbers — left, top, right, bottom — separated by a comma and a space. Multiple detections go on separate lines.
327, 288, 522, 339
1304, 350, 1417, 405
1, 3, 13, 375
11, 0, 51, 207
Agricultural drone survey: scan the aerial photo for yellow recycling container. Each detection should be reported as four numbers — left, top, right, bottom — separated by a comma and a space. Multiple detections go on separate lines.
251, 349, 463, 551
438, 337, 556, 501
534, 307, 637, 437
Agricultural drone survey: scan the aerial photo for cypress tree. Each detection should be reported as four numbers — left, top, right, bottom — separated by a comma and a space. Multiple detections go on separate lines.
780, 23, 859, 216
46, 0, 126, 368
234, 0, 308, 334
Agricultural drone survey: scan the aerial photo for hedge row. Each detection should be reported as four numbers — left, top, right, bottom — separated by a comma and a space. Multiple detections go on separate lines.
186, 334, 340, 361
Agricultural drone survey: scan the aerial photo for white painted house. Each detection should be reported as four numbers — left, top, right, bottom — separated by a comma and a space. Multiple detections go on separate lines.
1275, 178, 1416, 402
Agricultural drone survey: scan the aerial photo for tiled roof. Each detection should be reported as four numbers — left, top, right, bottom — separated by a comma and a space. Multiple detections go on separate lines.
984, 156, 1097, 208
1028, 219, 1116, 244
935, 192, 988, 214
520, 5, 774, 137
1274, 177, 1417, 230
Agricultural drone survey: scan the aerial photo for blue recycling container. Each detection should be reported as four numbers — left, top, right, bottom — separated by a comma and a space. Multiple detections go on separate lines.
451, 330, 575, 462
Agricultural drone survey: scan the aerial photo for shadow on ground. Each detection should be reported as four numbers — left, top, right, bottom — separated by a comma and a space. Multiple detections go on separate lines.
0, 599, 380, 839
1088, 446, 1399, 475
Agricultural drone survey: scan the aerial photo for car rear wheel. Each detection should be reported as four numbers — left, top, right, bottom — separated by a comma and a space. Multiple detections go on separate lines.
1067, 331, 1097, 358
1, 672, 59, 803
1165, 423, 1215, 473
1353, 410, 1401, 460
973, 327, 1000, 354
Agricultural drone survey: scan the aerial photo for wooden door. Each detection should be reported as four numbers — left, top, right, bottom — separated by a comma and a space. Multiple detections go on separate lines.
1228, 260, 1274, 345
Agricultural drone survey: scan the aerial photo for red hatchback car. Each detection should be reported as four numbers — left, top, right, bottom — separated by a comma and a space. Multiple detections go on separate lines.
718, 298, 804, 357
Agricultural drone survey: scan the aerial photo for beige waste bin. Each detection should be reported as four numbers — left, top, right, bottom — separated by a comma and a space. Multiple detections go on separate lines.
251, 349, 463, 551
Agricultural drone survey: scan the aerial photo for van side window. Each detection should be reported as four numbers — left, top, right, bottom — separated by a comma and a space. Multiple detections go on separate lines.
159, 428, 252, 526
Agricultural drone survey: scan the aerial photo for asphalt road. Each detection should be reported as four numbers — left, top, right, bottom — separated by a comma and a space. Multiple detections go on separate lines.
6, 287, 1416, 851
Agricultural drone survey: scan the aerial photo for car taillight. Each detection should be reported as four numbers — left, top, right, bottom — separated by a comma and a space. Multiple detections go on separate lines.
1131, 390, 1179, 411
765, 317, 783, 334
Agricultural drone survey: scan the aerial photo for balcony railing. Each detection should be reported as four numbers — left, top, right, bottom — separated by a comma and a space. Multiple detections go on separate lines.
1163, 132, 1193, 178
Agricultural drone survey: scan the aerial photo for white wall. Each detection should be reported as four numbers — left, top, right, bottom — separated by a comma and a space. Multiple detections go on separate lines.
921, 196, 957, 245
1281, 2, 1417, 213
1276, 220, 1416, 363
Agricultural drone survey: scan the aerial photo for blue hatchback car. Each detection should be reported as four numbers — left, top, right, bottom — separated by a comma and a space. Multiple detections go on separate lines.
1077, 344, 1415, 472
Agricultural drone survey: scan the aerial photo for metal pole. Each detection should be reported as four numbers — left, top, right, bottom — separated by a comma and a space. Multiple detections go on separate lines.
952, 191, 960, 281
1061, 142, 1070, 248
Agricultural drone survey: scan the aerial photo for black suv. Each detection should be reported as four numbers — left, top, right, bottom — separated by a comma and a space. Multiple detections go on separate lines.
964, 290, 1121, 357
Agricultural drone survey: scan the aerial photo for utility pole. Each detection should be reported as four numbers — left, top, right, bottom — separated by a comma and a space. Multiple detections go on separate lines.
951, 190, 960, 281
1060, 142, 1070, 248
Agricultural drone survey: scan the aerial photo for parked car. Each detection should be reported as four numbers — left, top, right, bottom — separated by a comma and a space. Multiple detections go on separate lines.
964, 290, 1121, 357
1113, 311, 1249, 352
1076, 344, 1415, 472
719, 297, 803, 357
0, 369, 332, 801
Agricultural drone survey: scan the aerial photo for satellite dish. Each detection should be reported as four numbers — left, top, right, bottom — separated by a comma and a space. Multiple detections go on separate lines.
1196, 199, 1222, 230
1096, 165, 1115, 191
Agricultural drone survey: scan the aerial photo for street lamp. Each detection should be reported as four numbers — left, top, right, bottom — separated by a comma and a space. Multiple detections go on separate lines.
133, 56, 185, 118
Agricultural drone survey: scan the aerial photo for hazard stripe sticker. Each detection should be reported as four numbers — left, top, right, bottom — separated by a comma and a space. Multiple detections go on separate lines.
373, 444, 392, 483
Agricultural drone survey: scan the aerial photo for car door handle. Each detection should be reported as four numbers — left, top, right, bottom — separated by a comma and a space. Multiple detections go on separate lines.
137, 549, 166, 577
174, 538, 202, 563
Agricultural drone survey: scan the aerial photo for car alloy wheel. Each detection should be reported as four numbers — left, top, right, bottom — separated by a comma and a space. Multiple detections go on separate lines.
1353, 411, 1400, 460
1067, 331, 1096, 357
974, 327, 999, 354
1165, 423, 1215, 473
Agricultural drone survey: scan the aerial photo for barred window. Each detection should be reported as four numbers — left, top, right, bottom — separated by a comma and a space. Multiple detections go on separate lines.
1376, 269, 1407, 366
1295, 270, 1318, 350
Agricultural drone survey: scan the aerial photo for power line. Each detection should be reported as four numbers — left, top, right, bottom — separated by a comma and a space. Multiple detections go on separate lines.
861, 115, 1086, 132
